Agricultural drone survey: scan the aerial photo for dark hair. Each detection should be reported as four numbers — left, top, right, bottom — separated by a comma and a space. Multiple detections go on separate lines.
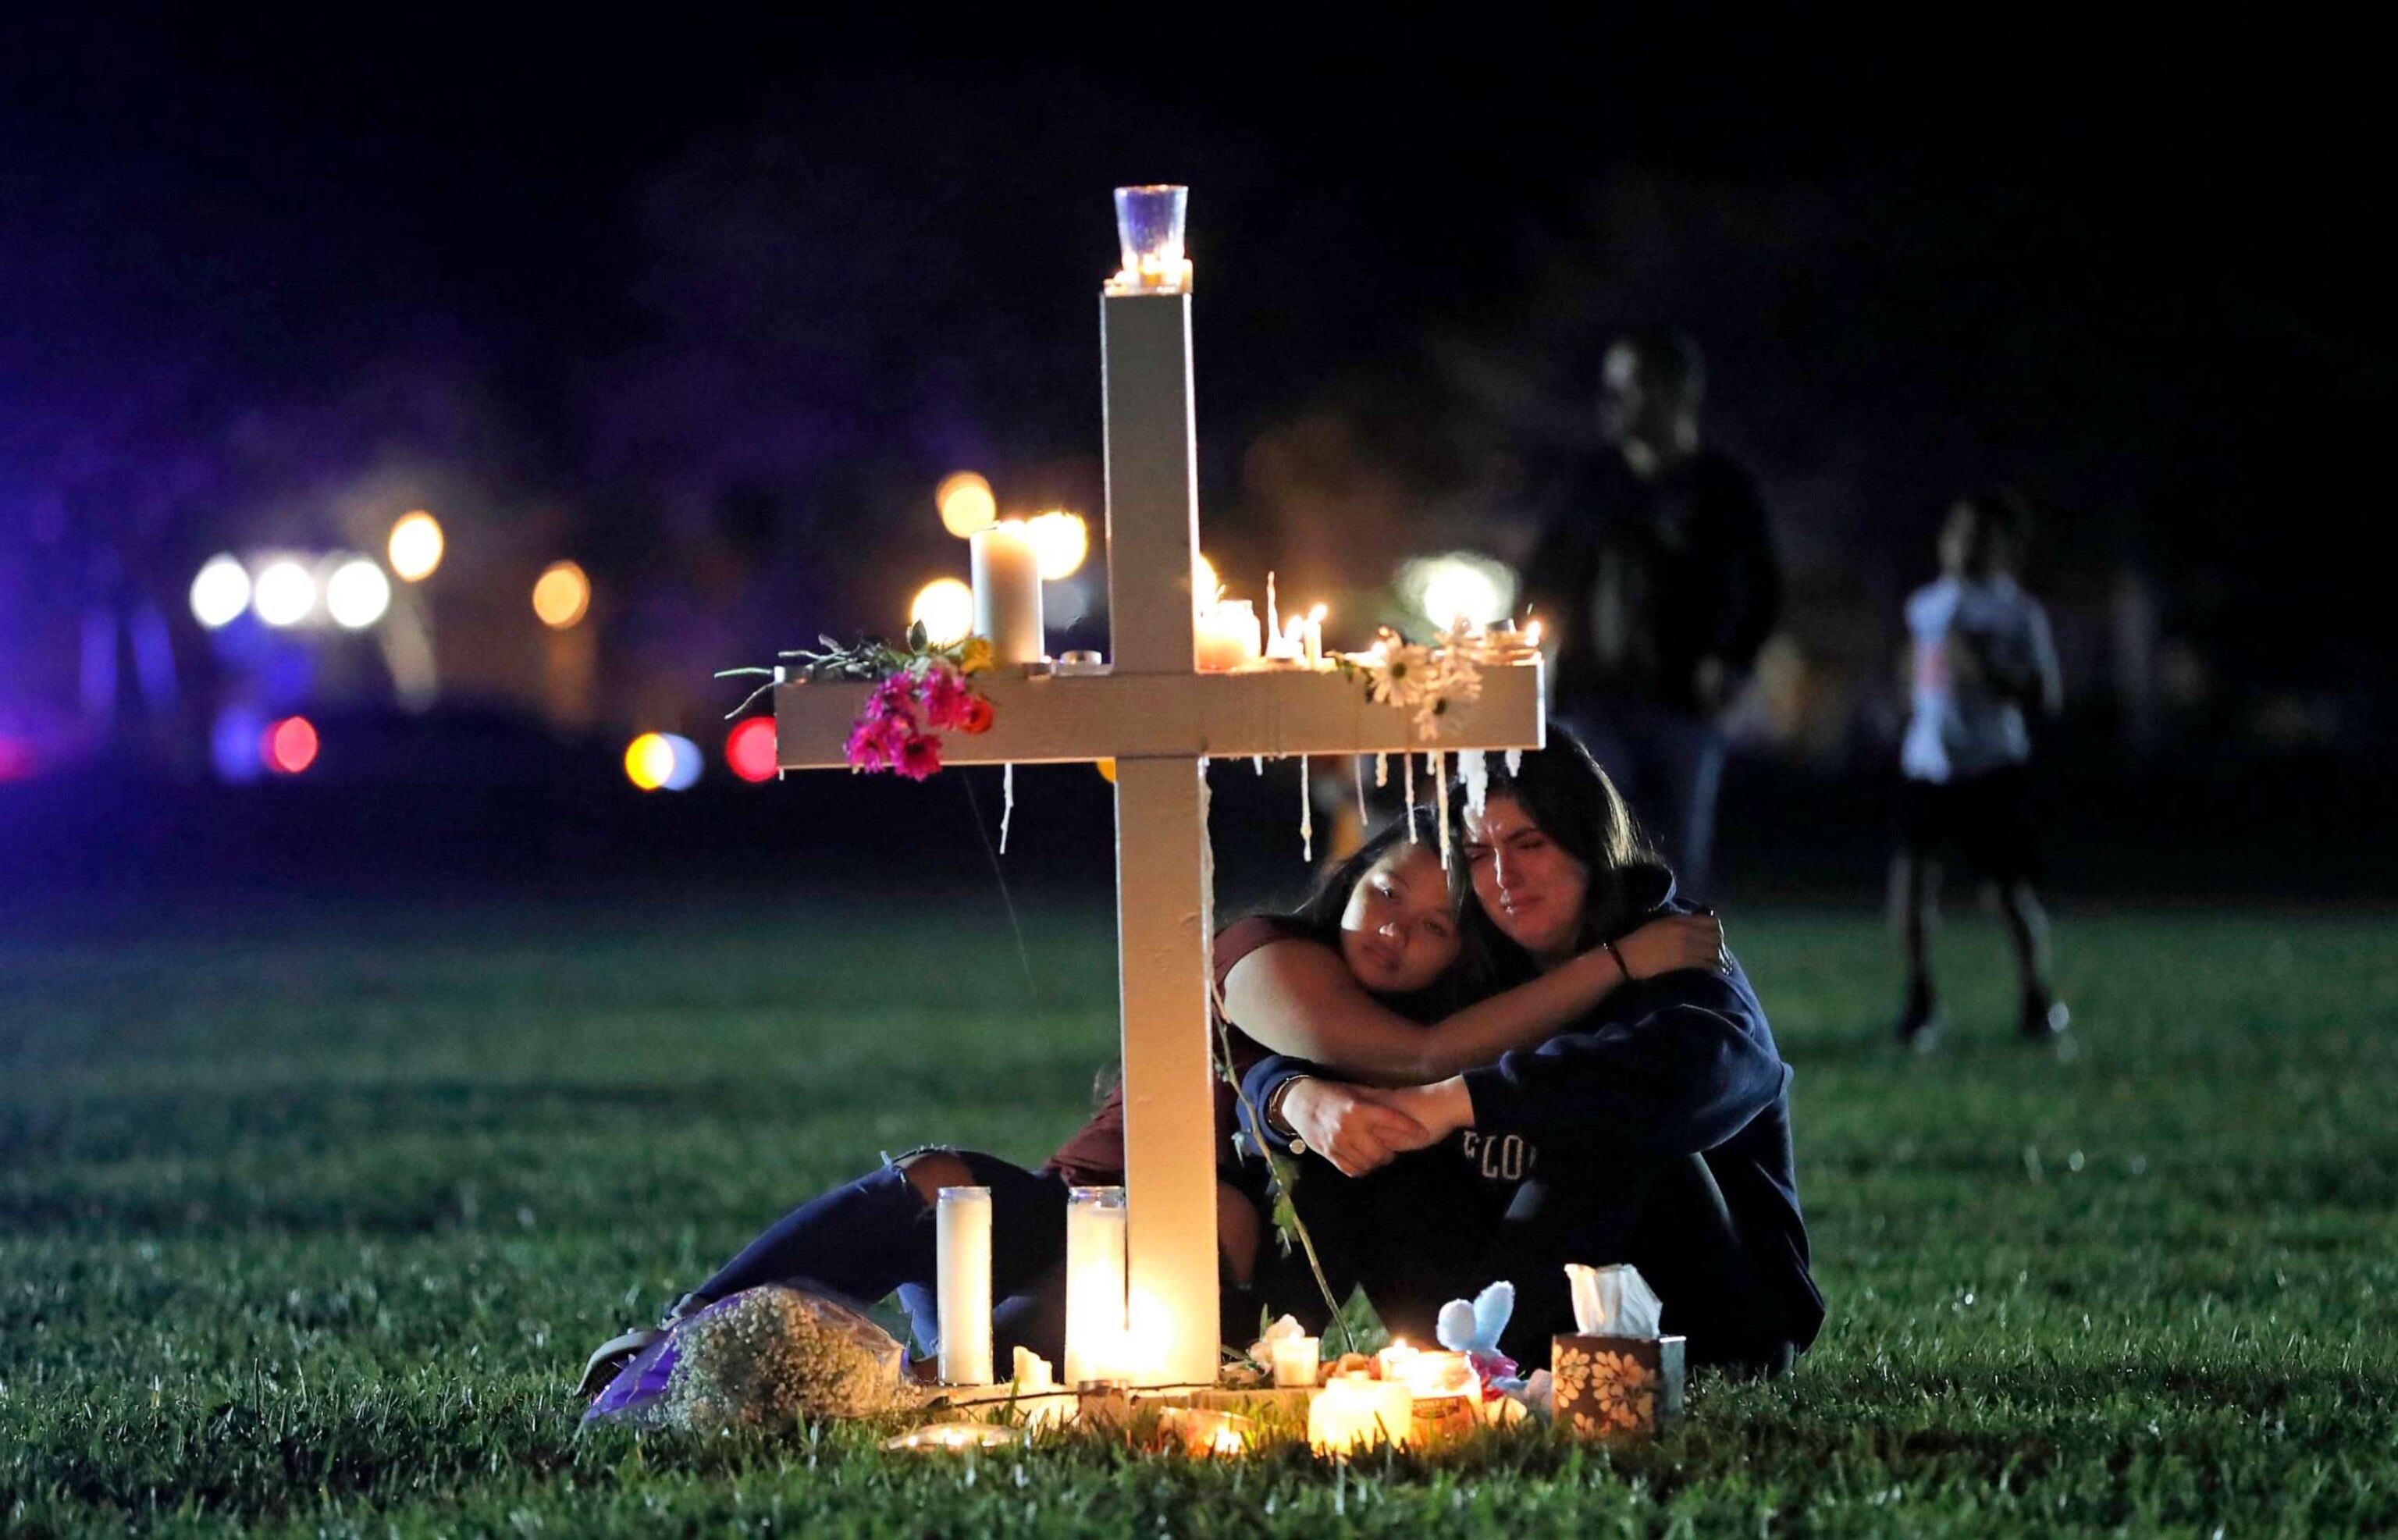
1948, 486, 2032, 577
1608, 328, 1707, 406
1271, 803, 1485, 1019
1451, 731, 1671, 979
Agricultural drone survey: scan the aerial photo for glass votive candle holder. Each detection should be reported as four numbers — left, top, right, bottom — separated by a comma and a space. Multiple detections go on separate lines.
1112, 184, 1188, 292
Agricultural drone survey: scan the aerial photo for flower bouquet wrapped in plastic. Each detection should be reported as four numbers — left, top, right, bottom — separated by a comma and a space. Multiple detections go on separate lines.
582, 1284, 917, 1432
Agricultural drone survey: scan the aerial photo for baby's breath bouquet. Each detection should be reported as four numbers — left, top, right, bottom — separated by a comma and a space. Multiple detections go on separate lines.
582, 1285, 917, 1432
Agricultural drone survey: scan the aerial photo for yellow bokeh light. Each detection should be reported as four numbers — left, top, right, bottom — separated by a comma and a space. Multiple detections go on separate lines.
1026, 510, 1089, 580
388, 512, 444, 582
910, 578, 975, 646
532, 561, 591, 629
624, 732, 676, 791
937, 472, 997, 538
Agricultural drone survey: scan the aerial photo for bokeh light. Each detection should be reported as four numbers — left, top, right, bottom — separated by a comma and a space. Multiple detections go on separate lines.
189, 555, 252, 629
624, 732, 703, 792
1028, 510, 1090, 579
324, 557, 392, 629
263, 715, 318, 774
1400, 553, 1518, 628
251, 560, 318, 628
910, 578, 975, 646
532, 560, 592, 629
937, 472, 997, 538
726, 716, 778, 783
389, 512, 444, 582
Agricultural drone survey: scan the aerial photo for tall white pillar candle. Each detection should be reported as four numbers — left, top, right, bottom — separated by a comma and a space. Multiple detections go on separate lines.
1062, 1184, 1129, 1385
935, 1186, 994, 1385
970, 520, 1045, 663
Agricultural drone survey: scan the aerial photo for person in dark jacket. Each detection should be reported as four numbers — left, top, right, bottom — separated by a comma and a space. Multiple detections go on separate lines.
1521, 330, 1781, 900
1242, 735, 1823, 1374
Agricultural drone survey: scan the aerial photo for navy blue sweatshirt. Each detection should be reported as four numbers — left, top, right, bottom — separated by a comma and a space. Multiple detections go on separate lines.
1242, 873, 1823, 1353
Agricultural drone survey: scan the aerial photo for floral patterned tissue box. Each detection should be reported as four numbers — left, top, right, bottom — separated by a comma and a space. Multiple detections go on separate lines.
1551, 1334, 1686, 1439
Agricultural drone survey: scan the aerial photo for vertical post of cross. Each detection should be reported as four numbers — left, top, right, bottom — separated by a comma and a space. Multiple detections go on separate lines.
1099, 289, 1221, 1388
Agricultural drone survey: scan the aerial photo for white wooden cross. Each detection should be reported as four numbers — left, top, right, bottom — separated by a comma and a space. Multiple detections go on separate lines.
774, 250, 1546, 1387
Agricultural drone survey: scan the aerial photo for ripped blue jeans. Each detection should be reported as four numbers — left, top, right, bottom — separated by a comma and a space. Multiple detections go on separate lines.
685, 1148, 1073, 1366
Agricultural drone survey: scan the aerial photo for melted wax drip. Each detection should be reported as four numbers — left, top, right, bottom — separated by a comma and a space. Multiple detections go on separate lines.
1432, 751, 1453, 872
1299, 755, 1312, 862
1403, 752, 1417, 841
999, 763, 1016, 854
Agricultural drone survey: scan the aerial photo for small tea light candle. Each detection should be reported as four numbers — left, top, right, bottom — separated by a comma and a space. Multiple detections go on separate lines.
1157, 1407, 1254, 1458
1374, 1339, 1420, 1382
1270, 1335, 1321, 1389
935, 1186, 993, 1385
883, 1422, 1022, 1453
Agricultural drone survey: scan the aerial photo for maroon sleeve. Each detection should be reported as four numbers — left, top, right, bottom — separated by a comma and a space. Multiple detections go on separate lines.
1043, 916, 1313, 1184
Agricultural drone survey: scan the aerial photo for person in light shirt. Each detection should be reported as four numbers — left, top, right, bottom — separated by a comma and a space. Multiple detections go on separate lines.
1892, 489, 2067, 1049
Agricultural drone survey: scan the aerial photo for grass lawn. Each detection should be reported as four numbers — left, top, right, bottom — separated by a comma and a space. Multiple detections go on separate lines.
4, 893, 2395, 1536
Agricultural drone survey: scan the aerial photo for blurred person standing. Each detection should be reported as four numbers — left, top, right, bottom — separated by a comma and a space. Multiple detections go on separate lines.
1891, 489, 2067, 1049
1523, 331, 1781, 899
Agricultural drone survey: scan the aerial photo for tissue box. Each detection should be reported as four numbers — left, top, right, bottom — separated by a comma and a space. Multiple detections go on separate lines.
1551, 1334, 1685, 1439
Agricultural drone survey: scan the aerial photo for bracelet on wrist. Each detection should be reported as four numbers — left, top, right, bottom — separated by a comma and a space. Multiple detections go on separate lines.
1601, 937, 1632, 983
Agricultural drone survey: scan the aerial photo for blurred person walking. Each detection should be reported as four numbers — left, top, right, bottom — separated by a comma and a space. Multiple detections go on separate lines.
1891, 489, 2067, 1049
1522, 330, 1780, 901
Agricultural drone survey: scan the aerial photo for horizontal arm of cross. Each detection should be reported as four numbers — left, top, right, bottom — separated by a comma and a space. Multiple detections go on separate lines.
773, 659, 1545, 768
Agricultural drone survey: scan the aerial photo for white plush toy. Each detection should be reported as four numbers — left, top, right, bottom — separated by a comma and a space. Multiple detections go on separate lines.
1435, 1279, 1521, 1391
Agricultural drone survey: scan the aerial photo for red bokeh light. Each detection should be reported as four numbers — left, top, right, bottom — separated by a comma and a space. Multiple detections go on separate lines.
726, 715, 778, 784
263, 716, 318, 774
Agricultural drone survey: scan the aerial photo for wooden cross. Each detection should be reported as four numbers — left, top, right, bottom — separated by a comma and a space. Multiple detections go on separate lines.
774, 274, 1546, 1387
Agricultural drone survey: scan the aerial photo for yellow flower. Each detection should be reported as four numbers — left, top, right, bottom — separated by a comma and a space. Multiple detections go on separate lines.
958, 637, 994, 675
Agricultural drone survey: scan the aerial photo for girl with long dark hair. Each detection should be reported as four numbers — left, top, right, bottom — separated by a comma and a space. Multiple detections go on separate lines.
1241, 735, 1824, 1375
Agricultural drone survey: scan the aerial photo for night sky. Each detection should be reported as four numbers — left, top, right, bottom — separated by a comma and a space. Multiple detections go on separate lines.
4, 14, 2389, 724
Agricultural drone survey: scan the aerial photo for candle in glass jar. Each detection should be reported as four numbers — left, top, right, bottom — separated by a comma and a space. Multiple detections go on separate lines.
1308, 1371, 1415, 1455
970, 521, 1045, 664
1063, 1186, 1129, 1386
1270, 1334, 1321, 1388
935, 1186, 993, 1385
1194, 599, 1262, 672
1375, 1339, 1420, 1382
1399, 1349, 1477, 1400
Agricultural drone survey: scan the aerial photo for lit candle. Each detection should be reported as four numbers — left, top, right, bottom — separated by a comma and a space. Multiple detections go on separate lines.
1270, 1335, 1321, 1389
1302, 604, 1326, 666
970, 521, 1045, 665
1266, 571, 1280, 643
1157, 1407, 1255, 1457
1010, 1346, 1073, 1429
1308, 1371, 1415, 1456
883, 1422, 1022, 1453
1194, 599, 1262, 672
1063, 1185, 1128, 1386
1398, 1349, 1476, 1400
935, 1186, 993, 1385
1375, 1339, 1420, 1382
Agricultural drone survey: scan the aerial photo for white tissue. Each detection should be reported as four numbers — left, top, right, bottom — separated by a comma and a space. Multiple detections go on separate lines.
1565, 1262, 1663, 1337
